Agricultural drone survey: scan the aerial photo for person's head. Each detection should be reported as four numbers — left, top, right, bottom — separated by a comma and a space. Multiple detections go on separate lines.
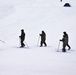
21, 29, 24, 32
63, 31, 66, 34
42, 31, 44, 33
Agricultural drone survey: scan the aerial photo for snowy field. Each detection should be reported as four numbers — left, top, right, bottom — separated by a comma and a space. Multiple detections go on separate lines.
0, 0, 76, 75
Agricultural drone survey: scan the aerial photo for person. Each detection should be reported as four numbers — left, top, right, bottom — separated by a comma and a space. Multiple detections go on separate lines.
60, 35, 67, 52
19, 29, 25, 47
63, 32, 71, 50
39, 31, 47, 47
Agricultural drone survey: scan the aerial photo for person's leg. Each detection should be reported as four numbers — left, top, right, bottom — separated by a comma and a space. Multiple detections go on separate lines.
44, 41, 47, 46
23, 42, 25, 47
67, 44, 71, 50
62, 45, 66, 52
21, 40, 25, 47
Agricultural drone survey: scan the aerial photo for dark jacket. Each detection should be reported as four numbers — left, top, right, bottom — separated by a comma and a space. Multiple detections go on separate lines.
63, 33, 68, 44
60, 36, 67, 47
21, 32, 25, 41
20, 30, 25, 41
40, 31, 46, 41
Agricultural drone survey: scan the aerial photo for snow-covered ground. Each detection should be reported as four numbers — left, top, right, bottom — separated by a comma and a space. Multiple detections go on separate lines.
0, 0, 76, 75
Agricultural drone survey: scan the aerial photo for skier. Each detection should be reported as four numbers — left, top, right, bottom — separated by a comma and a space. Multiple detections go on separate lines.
63, 32, 71, 50
19, 29, 25, 47
39, 31, 47, 47
60, 35, 67, 52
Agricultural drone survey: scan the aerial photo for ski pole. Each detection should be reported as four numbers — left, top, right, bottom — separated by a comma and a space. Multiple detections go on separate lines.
19, 36, 21, 47
0, 40, 5, 43
57, 40, 60, 52
25, 41, 29, 48
37, 35, 40, 46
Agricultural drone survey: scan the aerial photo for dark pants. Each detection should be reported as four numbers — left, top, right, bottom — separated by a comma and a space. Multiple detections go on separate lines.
62, 45, 66, 52
62, 44, 71, 52
40, 41, 47, 47
21, 40, 25, 47
66, 44, 71, 50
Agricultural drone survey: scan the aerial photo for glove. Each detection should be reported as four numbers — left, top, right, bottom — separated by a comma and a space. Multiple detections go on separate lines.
60, 39, 62, 41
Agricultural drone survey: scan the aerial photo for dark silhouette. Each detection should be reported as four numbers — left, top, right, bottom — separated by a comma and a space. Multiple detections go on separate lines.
60, 31, 71, 52
39, 31, 47, 47
63, 32, 71, 50
64, 3, 71, 7
19, 29, 25, 47
60, 35, 67, 52
60, 0, 62, 2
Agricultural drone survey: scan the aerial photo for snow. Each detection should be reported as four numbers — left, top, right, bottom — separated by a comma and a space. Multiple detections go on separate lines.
0, 0, 76, 75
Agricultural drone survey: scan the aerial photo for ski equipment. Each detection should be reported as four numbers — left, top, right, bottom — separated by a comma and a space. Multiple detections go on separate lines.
57, 40, 60, 52
0, 40, 5, 43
